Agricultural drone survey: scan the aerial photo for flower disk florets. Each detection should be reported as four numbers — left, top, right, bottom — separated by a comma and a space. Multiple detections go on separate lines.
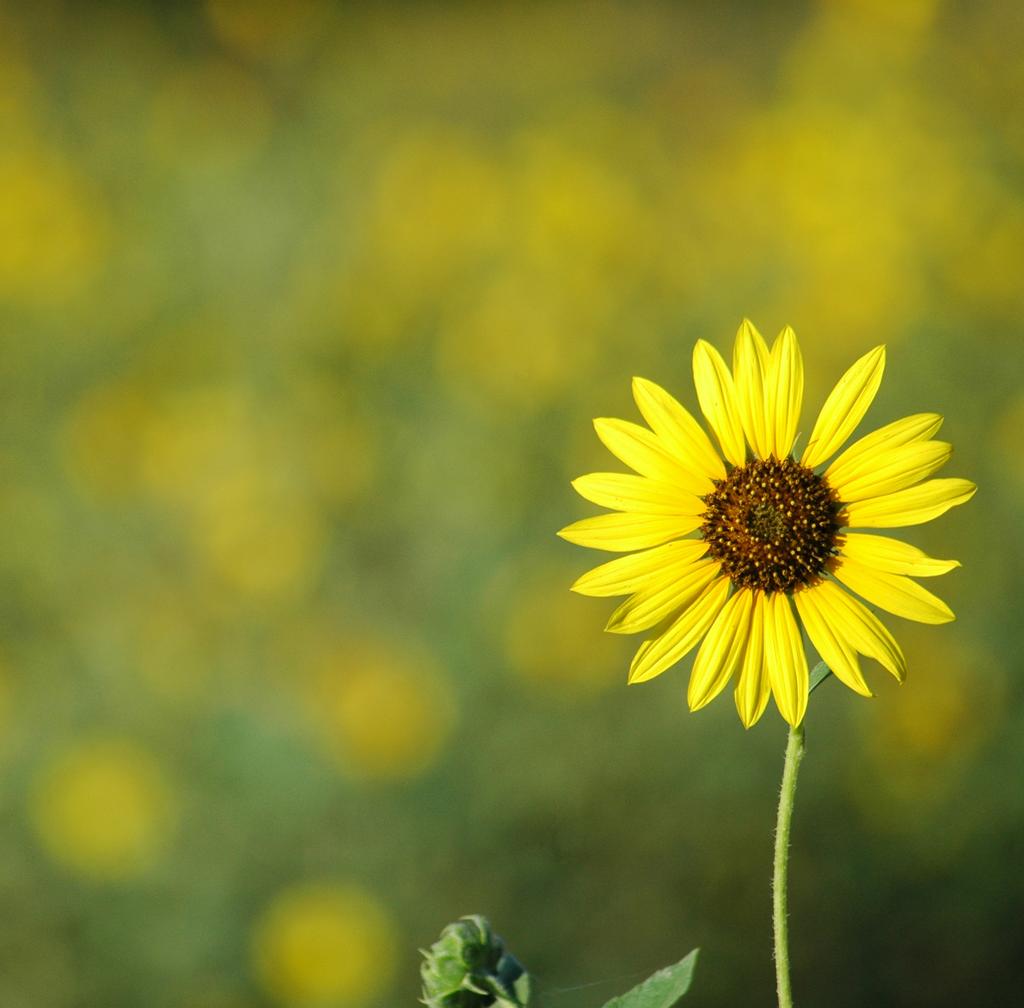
701, 457, 841, 595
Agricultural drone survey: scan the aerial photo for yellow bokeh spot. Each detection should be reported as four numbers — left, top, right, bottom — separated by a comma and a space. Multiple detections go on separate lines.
252, 882, 396, 1007
514, 131, 653, 288
306, 639, 455, 780
853, 632, 1003, 827
498, 566, 627, 694
823, 0, 939, 33
365, 127, 506, 293
138, 384, 250, 506
31, 738, 176, 880
0, 145, 108, 305
139, 385, 327, 602
189, 464, 326, 603
205, 0, 329, 63
62, 380, 154, 499
946, 191, 1024, 314
869, 635, 995, 762
437, 271, 590, 407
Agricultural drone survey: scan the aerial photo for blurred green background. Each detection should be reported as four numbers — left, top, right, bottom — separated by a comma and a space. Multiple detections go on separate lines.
0, 1, 1021, 1005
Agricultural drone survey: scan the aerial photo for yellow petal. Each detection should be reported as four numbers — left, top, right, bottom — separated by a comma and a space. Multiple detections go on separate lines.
628, 577, 730, 684
828, 441, 952, 503
793, 587, 872, 697
558, 512, 703, 551
734, 591, 770, 728
831, 556, 955, 624
843, 478, 977, 528
766, 325, 804, 459
571, 540, 709, 597
763, 592, 808, 726
807, 580, 906, 682
801, 345, 886, 468
571, 473, 707, 516
826, 413, 943, 487
688, 588, 753, 711
692, 340, 746, 467
632, 377, 725, 484
838, 533, 960, 578
732, 319, 771, 459
593, 418, 707, 495
605, 559, 721, 634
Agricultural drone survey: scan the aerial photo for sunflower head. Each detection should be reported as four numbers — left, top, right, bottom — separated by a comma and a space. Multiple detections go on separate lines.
559, 320, 976, 727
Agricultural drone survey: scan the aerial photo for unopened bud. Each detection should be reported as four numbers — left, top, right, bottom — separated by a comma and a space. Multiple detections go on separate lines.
420, 914, 529, 1008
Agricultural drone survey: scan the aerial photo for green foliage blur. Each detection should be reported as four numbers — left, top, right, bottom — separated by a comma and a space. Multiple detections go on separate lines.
0, 1, 1020, 1006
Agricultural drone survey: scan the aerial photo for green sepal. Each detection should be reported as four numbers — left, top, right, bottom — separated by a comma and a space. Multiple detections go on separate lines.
808, 660, 832, 695
599, 949, 699, 1008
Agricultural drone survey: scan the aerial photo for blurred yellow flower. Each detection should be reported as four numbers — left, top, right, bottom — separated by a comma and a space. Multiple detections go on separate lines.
305, 639, 455, 780
0, 145, 108, 306
361, 126, 505, 298
189, 464, 326, 603
850, 633, 1002, 839
252, 882, 396, 1007
62, 379, 155, 499
825, 0, 939, 33
30, 738, 177, 880
497, 564, 626, 694
513, 130, 653, 291
138, 384, 250, 505
945, 189, 1024, 315
561, 321, 975, 726
872, 630, 1002, 759
139, 385, 328, 603
677, 7, 969, 352
437, 271, 591, 408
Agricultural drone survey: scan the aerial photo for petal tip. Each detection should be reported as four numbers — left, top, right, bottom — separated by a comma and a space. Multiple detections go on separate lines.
567, 574, 587, 593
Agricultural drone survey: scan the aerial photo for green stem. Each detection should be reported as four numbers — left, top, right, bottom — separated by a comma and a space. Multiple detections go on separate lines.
773, 722, 805, 1008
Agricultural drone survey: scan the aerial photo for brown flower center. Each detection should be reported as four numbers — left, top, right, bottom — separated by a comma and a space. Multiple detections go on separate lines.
700, 457, 841, 594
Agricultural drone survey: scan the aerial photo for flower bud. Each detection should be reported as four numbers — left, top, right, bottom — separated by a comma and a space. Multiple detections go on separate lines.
420, 914, 529, 1008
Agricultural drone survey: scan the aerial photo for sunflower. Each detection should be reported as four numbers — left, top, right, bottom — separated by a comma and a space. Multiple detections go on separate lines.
558, 321, 975, 727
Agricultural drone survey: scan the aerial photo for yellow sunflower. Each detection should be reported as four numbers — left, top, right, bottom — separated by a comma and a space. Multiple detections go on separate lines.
559, 321, 976, 728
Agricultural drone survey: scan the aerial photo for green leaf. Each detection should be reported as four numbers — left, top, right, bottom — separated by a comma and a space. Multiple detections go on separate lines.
808, 660, 832, 695
599, 949, 698, 1008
